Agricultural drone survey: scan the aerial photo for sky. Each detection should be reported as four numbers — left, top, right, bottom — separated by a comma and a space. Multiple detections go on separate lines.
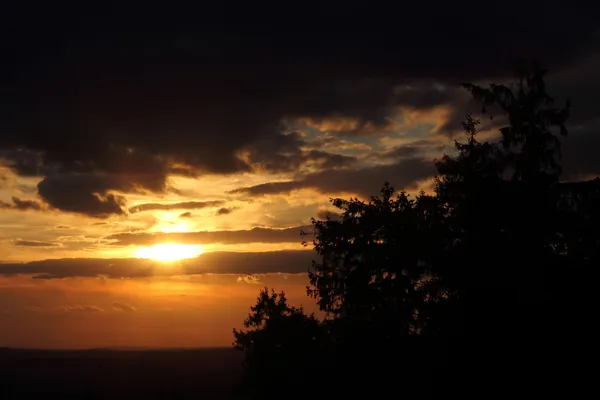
1, 2, 600, 348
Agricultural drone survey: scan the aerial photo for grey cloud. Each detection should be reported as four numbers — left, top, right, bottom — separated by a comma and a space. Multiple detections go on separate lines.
37, 174, 129, 218
243, 131, 306, 172
305, 150, 357, 169
0, 148, 57, 177
369, 140, 446, 161
105, 225, 311, 246
0, 259, 156, 279
12, 197, 43, 210
129, 200, 225, 214
216, 207, 237, 216
230, 181, 302, 196
0, 250, 316, 277
0, 196, 44, 211
13, 148, 171, 217
14, 240, 59, 247
243, 131, 357, 172
179, 212, 193, 218
32, 274, 58, 279
393, 84, 467, 110
230, 157, 435, 198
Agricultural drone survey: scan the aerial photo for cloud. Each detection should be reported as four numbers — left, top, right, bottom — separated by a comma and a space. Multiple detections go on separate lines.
61, 305, 104, 313
16, 147, 172, 217
0, 148, 52, 176
37, 174, 129, 217
111, 301, 136, 312
230, 157, 435, 197
237, 275, 261, 284
367, 139, 447, 161
179, 212, 193, 218
1, 2, 597, 211
316, 210, 341, 221
129, 200, 224, 214
183, 251, 315, 275
548, 55, 600, 126
0, 196, 44, 211
14, 240, 59, 247
230, 181, 302, 197
0, 250, 316, 277
105, 225, 311, 246
304, 150, 358, 169
216, 207, 237, 216
561, 125, 600, 180
0, 259, 156, 279
32, 273, 58, 280
304, 133, 373, 152
242, 131, 357, 172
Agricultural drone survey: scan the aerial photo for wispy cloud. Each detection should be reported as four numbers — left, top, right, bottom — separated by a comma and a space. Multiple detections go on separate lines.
111, 301, 136, 312
0, 196, 44, 211
61, 305, 104, 313
129, 201, 225, 214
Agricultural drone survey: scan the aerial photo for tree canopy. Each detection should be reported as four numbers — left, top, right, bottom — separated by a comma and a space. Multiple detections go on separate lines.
232, 62, 597, 397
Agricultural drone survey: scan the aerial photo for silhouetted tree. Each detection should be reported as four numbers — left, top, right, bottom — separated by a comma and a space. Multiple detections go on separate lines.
232, 287, 326, 394
234, 62, 598, 396
462, 61, 570, 184
434, 62, 584, 340
306, 185, 454, 341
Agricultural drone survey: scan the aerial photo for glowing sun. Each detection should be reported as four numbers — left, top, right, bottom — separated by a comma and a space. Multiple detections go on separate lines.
135, 243, 205, 262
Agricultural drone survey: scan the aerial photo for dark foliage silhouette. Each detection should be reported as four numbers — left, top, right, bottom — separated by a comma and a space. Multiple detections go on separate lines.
234, 62, 597, 397
307, 185, 453, 338
232, 288, 325, 392
436, 64, 595, 341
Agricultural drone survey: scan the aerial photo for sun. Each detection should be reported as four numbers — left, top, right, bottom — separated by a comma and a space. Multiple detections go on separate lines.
135, 243, 205, 262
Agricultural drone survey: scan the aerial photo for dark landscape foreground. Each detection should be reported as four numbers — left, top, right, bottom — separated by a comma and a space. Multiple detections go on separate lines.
0, 347, 244, 399
0, 340, 593, 399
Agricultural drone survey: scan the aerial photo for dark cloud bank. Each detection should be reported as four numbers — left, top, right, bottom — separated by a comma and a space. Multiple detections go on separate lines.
0, 2, 599, 216
105, 225, 312, 246
0, 250, 316, 278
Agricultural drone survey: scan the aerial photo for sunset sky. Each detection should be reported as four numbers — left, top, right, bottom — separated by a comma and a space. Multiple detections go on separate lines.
1, 3, 599, 348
